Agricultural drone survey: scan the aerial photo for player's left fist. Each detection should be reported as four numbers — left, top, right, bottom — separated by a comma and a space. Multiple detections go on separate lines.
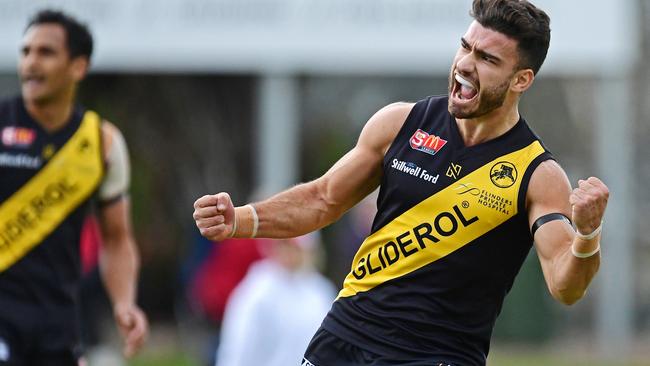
114, 303, 149, 358
569, 177, 609, 236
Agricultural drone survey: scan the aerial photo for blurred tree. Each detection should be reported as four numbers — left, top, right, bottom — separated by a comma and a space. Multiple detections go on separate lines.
79, 74, 255, 320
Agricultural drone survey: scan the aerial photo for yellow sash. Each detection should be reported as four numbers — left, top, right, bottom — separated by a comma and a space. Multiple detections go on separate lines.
338, 141, 545, 298
0, 111, 103, 272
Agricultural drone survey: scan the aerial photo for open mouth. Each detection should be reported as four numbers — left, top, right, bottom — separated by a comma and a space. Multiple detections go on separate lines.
21, 75, 45, 88
21, 73, 45, 81
453, 73, 478, 101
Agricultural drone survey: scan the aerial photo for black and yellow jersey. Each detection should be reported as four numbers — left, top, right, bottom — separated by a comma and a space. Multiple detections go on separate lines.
322, 96, 553, 365
0, 96, 103, 338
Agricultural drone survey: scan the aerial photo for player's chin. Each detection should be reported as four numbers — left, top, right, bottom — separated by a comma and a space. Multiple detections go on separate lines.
448, 104, 476, 119
448, 95, 479, 118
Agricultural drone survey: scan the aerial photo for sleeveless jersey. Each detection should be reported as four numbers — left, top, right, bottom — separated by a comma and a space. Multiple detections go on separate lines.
322, 96, 553, 365
0, 96, 103, 325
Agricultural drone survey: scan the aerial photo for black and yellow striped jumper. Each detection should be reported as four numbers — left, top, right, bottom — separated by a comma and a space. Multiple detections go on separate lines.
320, 95, 553, 365
0, 96, 104, 362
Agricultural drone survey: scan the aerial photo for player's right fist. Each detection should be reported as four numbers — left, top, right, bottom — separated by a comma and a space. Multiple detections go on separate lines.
569, 177, 609, 237
193, 192, 236, 241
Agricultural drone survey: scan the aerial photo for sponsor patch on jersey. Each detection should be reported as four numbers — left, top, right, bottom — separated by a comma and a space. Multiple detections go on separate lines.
446, 162, 462, 179
2, 127, 36, 148
42, 144, 56, 160
455, 182, 513, 215
409, 129, 447, 156
391, 159, 439, 184
0, 152, 41, 169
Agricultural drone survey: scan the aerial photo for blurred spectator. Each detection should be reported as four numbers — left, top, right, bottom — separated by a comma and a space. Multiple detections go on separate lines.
80, 214, 102, 276
190, 237, 268, 324
79, 214, 109, 349
215, 232, 335, 366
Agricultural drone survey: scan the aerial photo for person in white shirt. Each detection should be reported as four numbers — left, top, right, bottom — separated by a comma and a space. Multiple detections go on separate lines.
215, 232, 335, 366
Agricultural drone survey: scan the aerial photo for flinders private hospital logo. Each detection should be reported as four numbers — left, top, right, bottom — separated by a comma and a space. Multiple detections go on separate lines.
409, 129, 447, 156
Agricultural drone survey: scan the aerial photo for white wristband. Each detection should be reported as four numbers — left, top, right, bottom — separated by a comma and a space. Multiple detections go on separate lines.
575, 220, 603, 240
228, 211, 238, 238
246, 204, 259, 238
571, 242, 600, 258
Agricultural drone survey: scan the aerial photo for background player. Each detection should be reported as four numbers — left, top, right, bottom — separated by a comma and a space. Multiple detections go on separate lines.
0, 9, 147, 365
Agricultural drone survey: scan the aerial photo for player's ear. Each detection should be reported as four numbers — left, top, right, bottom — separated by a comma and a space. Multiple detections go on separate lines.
510, 68, 534, 93
70, 56, 89, 82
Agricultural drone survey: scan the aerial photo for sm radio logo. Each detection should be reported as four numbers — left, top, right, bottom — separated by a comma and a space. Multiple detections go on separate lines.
409, 129, 447, 156
2, 127, 35, 148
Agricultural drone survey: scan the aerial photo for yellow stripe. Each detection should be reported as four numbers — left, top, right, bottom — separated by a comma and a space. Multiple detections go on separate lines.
338, 141, 545, 298
0, 111, 103, 272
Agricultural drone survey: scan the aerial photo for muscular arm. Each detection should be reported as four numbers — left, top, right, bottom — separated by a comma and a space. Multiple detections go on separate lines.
97, 122, 147, 357
98, 198, 139, 311
527, 160, 608, 305
194, 102, 414, 240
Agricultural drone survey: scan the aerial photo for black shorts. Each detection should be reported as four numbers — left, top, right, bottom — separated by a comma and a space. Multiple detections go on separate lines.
0, 300, 80, 366
302, 327, 457, 366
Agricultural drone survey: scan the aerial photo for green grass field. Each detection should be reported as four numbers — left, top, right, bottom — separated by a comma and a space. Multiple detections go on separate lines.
488, 351, 649, 366
126, 349, 650, 366
128, 353, 196, 366
124, 325, 650, 366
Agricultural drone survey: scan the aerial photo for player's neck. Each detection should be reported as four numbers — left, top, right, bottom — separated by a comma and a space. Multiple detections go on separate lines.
455, 102, 520, 147
23, 92, 76, 133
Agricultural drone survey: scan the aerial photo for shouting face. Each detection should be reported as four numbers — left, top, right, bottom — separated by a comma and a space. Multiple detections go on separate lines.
448, 21, 522, 119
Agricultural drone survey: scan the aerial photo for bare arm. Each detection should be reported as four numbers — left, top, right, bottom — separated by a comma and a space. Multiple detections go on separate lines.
527, 160, 609, 305
194, 102, 414, 240
97, 122, 148, 357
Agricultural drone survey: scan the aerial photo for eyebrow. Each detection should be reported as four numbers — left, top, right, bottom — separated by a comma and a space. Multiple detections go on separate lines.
21, 43, 57, 54
461, 37, 502, 63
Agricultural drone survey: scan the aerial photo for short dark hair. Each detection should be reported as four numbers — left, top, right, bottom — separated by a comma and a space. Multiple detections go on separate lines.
26, 9, 93, 61
470, 0, 550, 75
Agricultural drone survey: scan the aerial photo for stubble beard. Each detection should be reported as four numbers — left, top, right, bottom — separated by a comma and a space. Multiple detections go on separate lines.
448, 73, 511, 119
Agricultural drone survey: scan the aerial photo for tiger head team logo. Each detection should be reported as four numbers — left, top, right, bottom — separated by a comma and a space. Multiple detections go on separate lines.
78, 138, 91, 153
490, 162, 517, 188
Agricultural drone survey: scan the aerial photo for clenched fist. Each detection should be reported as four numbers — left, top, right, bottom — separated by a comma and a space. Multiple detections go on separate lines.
193, 192, 236, 241
569, 177, 609, 236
